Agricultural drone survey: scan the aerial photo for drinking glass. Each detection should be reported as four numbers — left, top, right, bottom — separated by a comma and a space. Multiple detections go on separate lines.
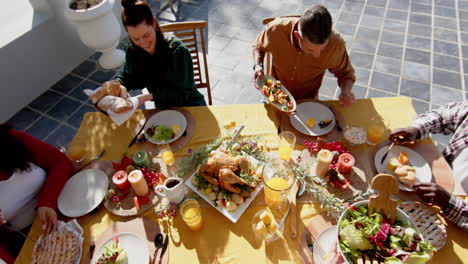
160, 144, 175, 166
262, 159, 296, 212
278, 131, 296, 162
180, 199, 203, 231
56, 134, 86, 163
367, 123, 385, 145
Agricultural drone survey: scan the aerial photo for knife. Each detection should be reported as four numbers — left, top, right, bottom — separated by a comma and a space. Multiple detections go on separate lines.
159, 234, 169, 262
128, 117, 148, 148
225, 125, 245, 150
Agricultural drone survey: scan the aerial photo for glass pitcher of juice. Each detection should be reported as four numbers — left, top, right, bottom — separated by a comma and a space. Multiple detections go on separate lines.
262, 159, 295, 212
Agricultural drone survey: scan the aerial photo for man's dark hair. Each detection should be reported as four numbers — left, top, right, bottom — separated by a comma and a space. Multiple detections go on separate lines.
299, 5, 332, 44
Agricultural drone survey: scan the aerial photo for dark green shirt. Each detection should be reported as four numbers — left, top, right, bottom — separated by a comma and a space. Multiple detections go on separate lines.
116, 36, 206, 108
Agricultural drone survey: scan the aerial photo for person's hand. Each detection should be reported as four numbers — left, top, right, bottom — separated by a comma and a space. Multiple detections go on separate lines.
135, 93, 154, 109
0, 209, 6, 226
338, 91, 355, 106
37, 206, 58, 236
253, 65, 264, 89
389, 127, 420, 144
412, 182, 451, 208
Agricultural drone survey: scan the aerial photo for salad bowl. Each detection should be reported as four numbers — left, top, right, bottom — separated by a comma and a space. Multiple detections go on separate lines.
337, 200, 434, 264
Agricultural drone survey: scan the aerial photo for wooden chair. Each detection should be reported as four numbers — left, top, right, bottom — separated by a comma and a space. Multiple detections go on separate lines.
160, 21, 213, 105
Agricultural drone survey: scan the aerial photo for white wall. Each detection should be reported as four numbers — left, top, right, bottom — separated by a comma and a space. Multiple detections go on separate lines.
0, 0, 123, 122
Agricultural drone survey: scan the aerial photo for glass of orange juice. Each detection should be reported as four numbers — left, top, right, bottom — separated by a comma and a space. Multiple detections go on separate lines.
160, 144, 175, 166
67, 144, 86, 163
278, 131, 296, 161
367, 123, 385, 145
262, 159, 295, 212
179, 199, 203, 231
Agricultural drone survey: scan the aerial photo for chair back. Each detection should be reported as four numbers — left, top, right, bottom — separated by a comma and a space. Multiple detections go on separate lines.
160, 21, 212, 105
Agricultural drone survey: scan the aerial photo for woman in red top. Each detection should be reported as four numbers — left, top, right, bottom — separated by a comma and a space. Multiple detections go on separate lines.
0, 123, 73, 262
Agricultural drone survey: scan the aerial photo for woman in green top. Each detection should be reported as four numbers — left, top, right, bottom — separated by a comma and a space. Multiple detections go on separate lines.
116, 0, 206, 108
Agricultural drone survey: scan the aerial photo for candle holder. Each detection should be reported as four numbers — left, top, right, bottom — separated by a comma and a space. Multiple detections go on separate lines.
133, 151, 150, 168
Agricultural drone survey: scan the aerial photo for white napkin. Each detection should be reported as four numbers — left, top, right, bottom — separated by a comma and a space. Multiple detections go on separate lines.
107, 96, 139, 126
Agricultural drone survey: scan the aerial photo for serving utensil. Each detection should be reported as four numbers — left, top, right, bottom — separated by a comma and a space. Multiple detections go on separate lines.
152, 233, 163, 264
159, 234, 169, 263
289, 180, 300, 238
225, 125, 245, 150
380, 142, 395, 164
128, 117, 148, 148
368, 174, 400, 224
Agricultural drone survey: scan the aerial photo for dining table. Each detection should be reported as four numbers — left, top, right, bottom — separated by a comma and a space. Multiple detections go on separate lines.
15, 97, 468, 264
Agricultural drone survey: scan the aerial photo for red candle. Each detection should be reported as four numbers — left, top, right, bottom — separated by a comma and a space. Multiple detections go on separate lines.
337, 153, 355, 175
112, 170, 130, 191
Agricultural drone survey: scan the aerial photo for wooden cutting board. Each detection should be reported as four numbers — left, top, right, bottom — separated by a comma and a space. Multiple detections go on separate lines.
92, 217, 168, 264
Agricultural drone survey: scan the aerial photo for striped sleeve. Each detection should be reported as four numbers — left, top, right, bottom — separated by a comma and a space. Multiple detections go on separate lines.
441, 195, 468, 231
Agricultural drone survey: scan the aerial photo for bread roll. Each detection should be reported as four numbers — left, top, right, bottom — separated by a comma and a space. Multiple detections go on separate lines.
97, 96, 133, 114
90, 80, 121, 104
394, 165, 416, 187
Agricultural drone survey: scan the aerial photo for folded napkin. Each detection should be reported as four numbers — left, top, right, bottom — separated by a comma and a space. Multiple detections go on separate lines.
107, 97, 139, 126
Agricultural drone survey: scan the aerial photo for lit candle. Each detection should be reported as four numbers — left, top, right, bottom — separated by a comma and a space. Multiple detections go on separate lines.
337, 153, 355, 175
133, 151, 150, 168
112, 170, 130, 191
128, 170, 149, 196
315, 149, 333, 178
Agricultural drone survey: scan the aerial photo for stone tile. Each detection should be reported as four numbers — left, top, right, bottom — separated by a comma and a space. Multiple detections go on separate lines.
234, 27, 261, 43
25, 115, 60, 141
386, 9, 408, 21
69, 80, 98, 103
320, 78, 338, 98
408, 23, 431, 37
352, 84, 368, 99
432, 69, 462, 90
361, 15, 383, 29
321, 0, 344, 9
433, 28, 458, 43
355, 27, 380, 41
208, 35, 231, 51
71, 60, 97, 79
236, 86, 264, 104
433, 54, 460, 72
463, 46, 468, 59
368, 88, 396, 98
410, 3, 431, 14
380, 31, 405, 46
89, 70, 117, 84
351, 38, 378, 54
461, 33, 468, 45
460, 10, 468, 21
370, 71, 399, 93
434, 16, 457, 30
373, 56, 401, 76
400, 78, 430, 101
51, 74, 85, 94
367, 0, 387, 7
383, 19, 407, 32
7, 107, 41, 131
354, 67, 371, 86
67, 104, 96, 129
335, 22, 357, 36
88, 52, 101, 62
44, 125, 77, 148
349, 51, 374, 69
46, 97, 82, 122
410, 13, 431, 25
411, 99, 429, 115
388, 0, 409, 10
406, 36, 431, 51
460, 1, 468, 10
435, 7, 456, 18
402, 61, 431, 82
378, 43, 403, 60
338, 12, 361, 24
434, 40, 459, 57
431, 85, 464, 105
435, 0, 455, 8
404, 48, 431, 65
222, 39, 252, 57
364, 6, 385, 17
460, 21, 468, 33
343, 1, 365, 13
464, 60, 468, 75
29, 90, 63, 112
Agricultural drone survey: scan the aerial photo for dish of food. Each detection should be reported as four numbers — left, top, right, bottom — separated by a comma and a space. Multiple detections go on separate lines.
338, 201, 435, 264
375, 145, 432, 191
144, 110, 187, 144
343, 126, 367, 146
251, 209, 282, 243
185, 149, 264, 223
290, 102, 336, 136
256, 75, 297, 113
58, 169, 109, 217
313, 225, 338, 264
91, 233, 149, 264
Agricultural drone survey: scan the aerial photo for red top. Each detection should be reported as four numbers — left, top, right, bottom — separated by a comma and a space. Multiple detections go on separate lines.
0, 130, 73, 210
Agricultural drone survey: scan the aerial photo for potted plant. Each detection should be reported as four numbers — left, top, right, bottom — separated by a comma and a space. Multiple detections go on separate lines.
65, 0, 125, 69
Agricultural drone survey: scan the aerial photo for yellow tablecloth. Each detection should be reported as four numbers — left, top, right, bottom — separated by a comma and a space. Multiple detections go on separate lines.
15, 98, 468, 264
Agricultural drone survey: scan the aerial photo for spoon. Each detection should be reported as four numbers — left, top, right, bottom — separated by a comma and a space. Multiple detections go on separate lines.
152, 233, 164, 263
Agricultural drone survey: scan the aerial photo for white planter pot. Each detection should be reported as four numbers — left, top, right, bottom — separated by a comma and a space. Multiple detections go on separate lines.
65, 0, 125, 69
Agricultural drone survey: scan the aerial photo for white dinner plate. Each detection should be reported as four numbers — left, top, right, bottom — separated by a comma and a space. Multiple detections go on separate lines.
289, 102, 335, 136
374, 145, 432, 191
58, 169, 109, 217
91, 233, 149, 264
144, 110, 187, 144
313, 225, 338, 264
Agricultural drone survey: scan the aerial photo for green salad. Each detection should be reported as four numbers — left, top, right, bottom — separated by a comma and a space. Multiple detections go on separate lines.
146, 125, 174, 141
96, 236, 128, 264
339, 204, 434, 264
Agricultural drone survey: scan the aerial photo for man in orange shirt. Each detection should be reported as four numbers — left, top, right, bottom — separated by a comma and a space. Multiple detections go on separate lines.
252, 5, 356, 106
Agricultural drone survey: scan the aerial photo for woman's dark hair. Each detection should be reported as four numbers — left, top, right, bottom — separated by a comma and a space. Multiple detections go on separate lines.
121, 0, 165, 41
0, 123, 31, 175
299, 5, 332, 44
